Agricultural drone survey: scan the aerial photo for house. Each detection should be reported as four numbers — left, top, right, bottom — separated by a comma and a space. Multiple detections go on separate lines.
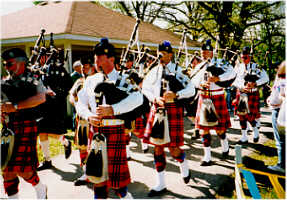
1, 1, 201, 121
1, 1, 201, 73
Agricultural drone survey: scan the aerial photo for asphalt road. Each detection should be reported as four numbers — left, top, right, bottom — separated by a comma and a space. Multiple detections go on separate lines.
0, 106, 274, 199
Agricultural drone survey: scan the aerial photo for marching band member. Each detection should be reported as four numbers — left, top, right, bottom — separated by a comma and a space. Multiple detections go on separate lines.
37, 52, 74, 171
69, 55, 96, 186
142, 41, 195, 197
1, 48, 47, 199
233, 46, 269, 144
193, 39, 235, 166
76, 38, 143, 199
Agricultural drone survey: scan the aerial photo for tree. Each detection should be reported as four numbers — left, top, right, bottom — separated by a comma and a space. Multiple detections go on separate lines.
100, 1, 285, 77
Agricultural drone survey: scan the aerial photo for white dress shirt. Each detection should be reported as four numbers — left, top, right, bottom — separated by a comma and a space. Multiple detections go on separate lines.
233, 62, 269, 90
142, 62, 195, 102
76, 68, 143, 121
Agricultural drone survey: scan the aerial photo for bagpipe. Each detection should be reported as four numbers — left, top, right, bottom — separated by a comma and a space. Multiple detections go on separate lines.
243, 44, 261, 85
0, 30, 47, 171
0, 29, 47, 105
31, 32, 73, 98
188, 36, 238, 89
158, 30, 199, 116
93, 20, 150, 130
0, 30, 49, 169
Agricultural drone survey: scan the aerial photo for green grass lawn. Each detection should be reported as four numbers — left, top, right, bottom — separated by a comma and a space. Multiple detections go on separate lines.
216, 139, 285, 199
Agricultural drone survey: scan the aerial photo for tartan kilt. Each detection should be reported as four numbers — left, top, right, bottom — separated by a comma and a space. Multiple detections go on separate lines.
3, 117, 38, 173
91, 123, 130, 189
195, 93, 231, 131
132, 115, 146, 138
234, 90, 260, 122
143, 103, 184, 147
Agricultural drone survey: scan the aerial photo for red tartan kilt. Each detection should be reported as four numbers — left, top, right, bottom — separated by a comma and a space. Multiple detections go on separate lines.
132, 116, 146, 138
195, 93, 231, 131
143, 103, 184, 147
3, 119, 39, 173
234, 90, 260, 122
91, 124, 130, 189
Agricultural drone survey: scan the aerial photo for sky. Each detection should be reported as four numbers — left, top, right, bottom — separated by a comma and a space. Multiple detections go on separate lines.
1, 0, 34, 16
0, 0, 167, 28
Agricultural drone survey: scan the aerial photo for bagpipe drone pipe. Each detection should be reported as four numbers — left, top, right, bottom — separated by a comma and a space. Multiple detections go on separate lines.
1, 29, 47, 105
0, 29, 47, 171
94, 72, 150, 130
28, 31, 73, 126
162, 29, 199, 116
205, 37, 237, 88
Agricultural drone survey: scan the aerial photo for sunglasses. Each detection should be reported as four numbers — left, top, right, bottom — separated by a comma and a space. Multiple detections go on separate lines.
3, 61, 16, 68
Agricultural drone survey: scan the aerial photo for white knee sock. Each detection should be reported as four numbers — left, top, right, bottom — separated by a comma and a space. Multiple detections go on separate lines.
152, 171, 166, 191
253, 127, 259, 138
202, 147, 211, 162
220, 138, 229, 152
240, 130, 248, 142
126, 145, 131, 158
34, 181, 47, 199
41, 140, 51, 161
179, 159, 189, 178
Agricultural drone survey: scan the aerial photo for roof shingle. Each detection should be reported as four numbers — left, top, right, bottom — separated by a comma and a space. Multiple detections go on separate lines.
1, 1, 201, 47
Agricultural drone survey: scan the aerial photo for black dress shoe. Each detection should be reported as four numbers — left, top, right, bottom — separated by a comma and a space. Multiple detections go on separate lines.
236, 140, 248, 145
127, 156, 132, 161
74, 179, 88, 186
147, 188, 167, 197
253, 137, 259, 143
222, 149, 229, 159
37, 160, 53, 171
65, 140, 72, 159
183, 171, 191, 184
200, 161, 212, 166
143, 147, 149, 154
191, 129, 200, 140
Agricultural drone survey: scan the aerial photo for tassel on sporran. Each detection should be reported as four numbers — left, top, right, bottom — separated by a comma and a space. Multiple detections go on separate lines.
199, 99, 219, 126
1, 125, 15, 170
237, 93, 249, 115
150, 107, 170, 145
75, 118, 89, 150
86, 132, 108, 184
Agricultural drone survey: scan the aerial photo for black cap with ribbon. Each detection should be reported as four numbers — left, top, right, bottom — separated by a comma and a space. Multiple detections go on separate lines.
158, 40, 173, 53
242, 46, 250, 55
93, 38, 115, 57
1, 48, 28, 61
201, 39, 213, 51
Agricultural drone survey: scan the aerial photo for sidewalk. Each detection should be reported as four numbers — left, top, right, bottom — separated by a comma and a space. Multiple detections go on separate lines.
0, 107, 273, 199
